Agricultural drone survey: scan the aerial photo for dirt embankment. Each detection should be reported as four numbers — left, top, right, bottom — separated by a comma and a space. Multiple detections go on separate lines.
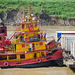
0, 9, 75, 26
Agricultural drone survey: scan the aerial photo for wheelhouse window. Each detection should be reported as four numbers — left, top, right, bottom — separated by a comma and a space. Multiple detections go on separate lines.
29, 19, 31, 22
9, 55, 16, 60
34, 24, 37, 27
0, 55, 7, 60
26, 19, 27, 22
20, 54, 25, 59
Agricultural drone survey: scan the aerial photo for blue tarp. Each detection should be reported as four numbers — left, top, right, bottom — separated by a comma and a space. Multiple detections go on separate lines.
57, 33, 61, 39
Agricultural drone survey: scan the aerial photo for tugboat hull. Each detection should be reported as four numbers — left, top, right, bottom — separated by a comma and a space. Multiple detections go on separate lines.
17, 58, 63, 68
1, 58, 63, 68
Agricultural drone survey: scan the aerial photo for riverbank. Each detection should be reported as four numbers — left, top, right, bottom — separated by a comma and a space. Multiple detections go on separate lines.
0, 0, 75, 19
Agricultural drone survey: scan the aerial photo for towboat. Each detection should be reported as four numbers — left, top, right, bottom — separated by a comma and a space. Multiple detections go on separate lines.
0, 4, 63, 68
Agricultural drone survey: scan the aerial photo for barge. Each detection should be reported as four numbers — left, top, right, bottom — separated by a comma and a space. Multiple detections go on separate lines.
56, 31, 75, 68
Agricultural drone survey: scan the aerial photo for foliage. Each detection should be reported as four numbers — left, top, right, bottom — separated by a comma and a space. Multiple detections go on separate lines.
0, 0, 75, 19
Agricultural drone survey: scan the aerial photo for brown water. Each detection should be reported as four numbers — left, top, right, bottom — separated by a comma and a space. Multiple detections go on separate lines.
41, 26, 75, 37
0, 26, 75, 75
7, 26, 75, 37
0, 67, 75, 75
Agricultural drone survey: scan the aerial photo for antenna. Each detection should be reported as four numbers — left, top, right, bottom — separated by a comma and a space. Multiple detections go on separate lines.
23, 6, 25, 22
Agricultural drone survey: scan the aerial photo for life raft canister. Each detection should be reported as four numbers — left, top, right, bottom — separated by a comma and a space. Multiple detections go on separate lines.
4, 62, 9, 67
37, 58, 41, 63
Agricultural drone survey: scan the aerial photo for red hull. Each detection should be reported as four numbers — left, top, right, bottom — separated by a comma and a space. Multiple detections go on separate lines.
0, 49, 62, 68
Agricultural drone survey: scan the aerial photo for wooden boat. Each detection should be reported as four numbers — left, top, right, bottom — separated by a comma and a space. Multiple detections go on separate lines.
0, 4, 63, 68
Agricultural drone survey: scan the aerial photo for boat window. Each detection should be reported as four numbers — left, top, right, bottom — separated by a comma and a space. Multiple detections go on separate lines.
40, 42, 43, 45
22, 24, 24, 29
9, 55, 16, 60
22, 44, 25, 47
47, 51, 52, 56
36, 43, 38, 45
0, 37, 1, 40
26, 25, 29, 28
29, 19, 31, 22
0, 55, 7, 60
41, 52, 45, 57
2, 29, 5, 33
34, 53, 36, 58
29, 25, 30, 27
26, 44, 28, 46
34, 24, 37, 27
26, 19, 27, 22
53, 50, 57, 54
20, 54, 25, 59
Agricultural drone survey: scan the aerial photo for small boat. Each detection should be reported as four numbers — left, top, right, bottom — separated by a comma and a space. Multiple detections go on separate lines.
0, 4, 63, 68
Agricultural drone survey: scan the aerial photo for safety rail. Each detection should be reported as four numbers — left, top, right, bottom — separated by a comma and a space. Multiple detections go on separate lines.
8, 26, 21, 41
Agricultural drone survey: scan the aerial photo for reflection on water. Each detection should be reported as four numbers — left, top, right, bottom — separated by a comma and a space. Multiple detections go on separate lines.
3, 26, 75, 75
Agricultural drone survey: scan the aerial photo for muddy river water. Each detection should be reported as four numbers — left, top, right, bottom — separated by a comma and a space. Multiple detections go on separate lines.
0, 26, 75, 75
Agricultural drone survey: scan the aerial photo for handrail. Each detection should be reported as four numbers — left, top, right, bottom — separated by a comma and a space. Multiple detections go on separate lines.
0, 48, 62, 56
8, 26, 21, 41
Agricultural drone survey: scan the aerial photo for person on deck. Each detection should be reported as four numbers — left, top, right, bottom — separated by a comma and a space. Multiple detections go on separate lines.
41, 52, 45, 57
20, 34, 23, 42
40, 33, 43, 40
37, 33, 40, 41
15, 34, 18, 39
22, 37, 24, 42
5, 38, 9, 47
21, 33, 24, 42
34, 33, 37, 37
25, 34, 29, 42
44, 33, 46, 40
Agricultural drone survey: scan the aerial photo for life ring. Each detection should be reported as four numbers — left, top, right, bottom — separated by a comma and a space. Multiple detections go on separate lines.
30, 27, 33, 31
4, 62, 9, 67
31, 38, 34, 41
37, 58, 41, 63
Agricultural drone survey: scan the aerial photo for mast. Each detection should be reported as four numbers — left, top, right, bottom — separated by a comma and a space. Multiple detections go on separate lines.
23, 6, 25, 22
28, 3, 32, 22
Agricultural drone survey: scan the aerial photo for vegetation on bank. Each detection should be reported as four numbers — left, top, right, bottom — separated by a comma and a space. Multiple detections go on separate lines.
0, 0, 75, 19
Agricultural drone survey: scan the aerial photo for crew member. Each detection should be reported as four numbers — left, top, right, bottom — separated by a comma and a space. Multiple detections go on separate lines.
40, 33, 43, 40
44, 33, 46, 40
37, 33, 40, 40
25, 34, 29, 42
